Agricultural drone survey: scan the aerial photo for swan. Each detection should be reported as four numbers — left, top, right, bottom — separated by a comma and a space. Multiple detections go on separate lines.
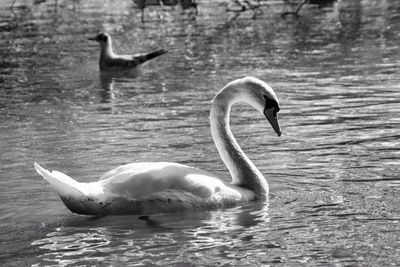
34, 76, 281, 215
88, 32, 167, 73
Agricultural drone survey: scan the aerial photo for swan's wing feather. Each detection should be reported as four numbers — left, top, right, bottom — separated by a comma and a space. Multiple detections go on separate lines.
98, 162, 226, 199
99, 162, 143, 181
99, 162, 216, 181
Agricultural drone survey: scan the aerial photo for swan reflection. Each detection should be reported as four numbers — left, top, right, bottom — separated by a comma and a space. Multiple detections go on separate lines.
32, 202, 270, 265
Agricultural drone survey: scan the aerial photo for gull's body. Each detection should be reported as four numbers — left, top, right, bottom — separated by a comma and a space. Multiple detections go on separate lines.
34, 77, 282, 215
89, 33, 167, 74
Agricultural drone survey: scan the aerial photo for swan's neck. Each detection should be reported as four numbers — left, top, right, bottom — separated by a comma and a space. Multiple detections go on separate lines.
210, 91, 269, 197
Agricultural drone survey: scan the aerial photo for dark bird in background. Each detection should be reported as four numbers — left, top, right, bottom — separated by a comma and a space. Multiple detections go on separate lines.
88, 32, 167, 74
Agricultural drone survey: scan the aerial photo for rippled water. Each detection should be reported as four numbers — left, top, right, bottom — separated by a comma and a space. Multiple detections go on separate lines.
0, 0, 399, 266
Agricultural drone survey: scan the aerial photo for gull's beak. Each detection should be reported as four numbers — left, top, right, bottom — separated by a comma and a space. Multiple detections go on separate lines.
88, 36, 98, 41
264, 108, 282, 137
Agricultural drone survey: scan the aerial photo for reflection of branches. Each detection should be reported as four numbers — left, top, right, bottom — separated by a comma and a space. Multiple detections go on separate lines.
226, 0, 268, 19
281, 0, 308, 17
10, 0, 18, 17
133, 0, 198, 22
283, 0, 302, 5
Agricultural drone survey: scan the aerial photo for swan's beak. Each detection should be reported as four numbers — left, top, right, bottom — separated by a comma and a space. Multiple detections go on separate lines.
88, 36, 98, 41
264, 108, 282, 137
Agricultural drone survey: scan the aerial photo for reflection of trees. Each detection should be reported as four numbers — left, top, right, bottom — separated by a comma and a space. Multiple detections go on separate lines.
227, 0, 268, 18
337, 0, 362, 53
281, 0, 308, 17
224, 0, 338, 18
133, 0, 198, 21
338, 0, 362, 29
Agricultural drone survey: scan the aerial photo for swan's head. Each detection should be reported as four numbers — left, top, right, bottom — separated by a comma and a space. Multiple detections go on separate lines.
88, 33, 111, 49
218, 76, 282, 136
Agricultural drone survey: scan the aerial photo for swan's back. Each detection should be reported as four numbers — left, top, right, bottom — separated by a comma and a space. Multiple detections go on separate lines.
99, 162, 228, 200
99, 162, 192, 180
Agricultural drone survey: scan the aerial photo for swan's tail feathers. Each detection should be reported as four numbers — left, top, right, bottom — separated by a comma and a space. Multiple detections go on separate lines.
34, 162, 86, 199
138, 49, 168, 63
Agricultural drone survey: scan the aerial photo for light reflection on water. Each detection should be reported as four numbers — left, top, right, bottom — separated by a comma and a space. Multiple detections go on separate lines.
0, 0, 400, 266
31, 204, 275, 266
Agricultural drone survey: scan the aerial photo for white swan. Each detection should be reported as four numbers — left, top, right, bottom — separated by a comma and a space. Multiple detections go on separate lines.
88, 32, 167, 73
34, 77, 281, 215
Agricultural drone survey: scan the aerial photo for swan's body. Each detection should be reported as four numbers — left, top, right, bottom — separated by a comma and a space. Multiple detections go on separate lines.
34, 162, 255, 215
89, 33, 167, 74
34, 77, 281, 215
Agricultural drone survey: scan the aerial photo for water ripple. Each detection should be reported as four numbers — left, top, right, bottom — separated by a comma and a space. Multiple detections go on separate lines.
1, 0, 400, 266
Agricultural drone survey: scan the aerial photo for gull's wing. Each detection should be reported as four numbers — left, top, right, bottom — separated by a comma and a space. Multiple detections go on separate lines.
102, 49, 167, 70
132, 49, 168, 64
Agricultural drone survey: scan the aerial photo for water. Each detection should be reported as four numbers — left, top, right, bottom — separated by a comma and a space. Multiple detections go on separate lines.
0, 0, 399, 265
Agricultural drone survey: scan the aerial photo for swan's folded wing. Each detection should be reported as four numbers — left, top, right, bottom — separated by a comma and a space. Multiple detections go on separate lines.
99, 162, 142, 181
98, 162, 213, 181
98, 162, 226, 199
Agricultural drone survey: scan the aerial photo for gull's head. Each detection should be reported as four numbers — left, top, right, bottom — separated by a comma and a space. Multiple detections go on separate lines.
88, 33, 111, 47
230, 76, 282, 137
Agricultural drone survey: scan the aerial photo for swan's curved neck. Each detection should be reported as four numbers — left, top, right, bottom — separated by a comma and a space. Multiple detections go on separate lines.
210, 87, 269, 197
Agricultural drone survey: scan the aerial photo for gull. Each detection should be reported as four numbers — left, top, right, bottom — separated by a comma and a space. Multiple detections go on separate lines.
89, 32, 167, 74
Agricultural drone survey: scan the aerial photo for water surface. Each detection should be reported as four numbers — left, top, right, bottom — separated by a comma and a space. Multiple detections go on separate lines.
0, 0, 399, 266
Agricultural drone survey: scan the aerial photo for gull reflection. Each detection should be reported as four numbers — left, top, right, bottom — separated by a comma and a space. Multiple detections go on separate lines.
99, 74, 115, 103
99, 71, 140, 103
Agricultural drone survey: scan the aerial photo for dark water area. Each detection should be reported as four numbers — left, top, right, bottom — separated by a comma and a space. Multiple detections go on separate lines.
0, 0, 399, 266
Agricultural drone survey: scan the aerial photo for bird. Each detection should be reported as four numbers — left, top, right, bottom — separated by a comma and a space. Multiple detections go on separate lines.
88, 32, 167, 74
34, 76, 282, 216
